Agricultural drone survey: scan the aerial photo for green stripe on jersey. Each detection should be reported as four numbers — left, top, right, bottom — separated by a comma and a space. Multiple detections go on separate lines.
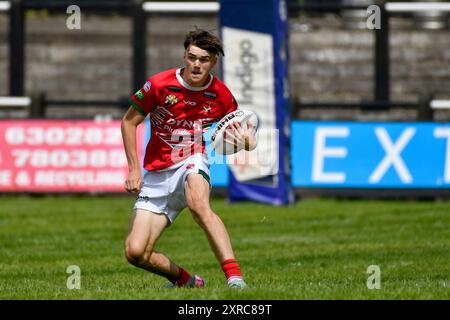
129, 98, 148, 117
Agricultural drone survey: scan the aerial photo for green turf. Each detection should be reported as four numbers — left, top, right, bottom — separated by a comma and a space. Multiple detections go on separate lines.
0, 195, 449, 299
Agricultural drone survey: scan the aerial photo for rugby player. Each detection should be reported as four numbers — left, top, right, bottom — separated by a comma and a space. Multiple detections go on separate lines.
121, 28, 256, 289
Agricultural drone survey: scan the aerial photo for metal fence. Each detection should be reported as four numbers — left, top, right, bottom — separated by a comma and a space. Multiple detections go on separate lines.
1, 0, 450, 118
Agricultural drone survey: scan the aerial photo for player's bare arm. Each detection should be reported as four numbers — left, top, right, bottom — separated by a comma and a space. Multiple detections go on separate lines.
121, 106, 146, 193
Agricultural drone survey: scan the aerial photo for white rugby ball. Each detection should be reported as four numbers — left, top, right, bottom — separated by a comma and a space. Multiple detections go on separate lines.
211, 109, 259, 155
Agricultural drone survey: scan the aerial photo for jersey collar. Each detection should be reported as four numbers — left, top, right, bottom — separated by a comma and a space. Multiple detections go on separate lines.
176, 68, 213, 91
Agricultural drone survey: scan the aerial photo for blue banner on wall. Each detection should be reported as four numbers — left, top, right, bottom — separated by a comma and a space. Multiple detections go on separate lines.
291, 121, 450, 188
220, 0, 294, 205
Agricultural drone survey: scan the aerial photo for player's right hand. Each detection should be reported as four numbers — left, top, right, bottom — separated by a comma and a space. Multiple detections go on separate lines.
224, 121, 257, 151
125, 170, 142, 193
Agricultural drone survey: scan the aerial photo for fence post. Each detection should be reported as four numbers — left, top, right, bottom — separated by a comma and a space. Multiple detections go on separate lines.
132, 0, 147, 91
29, 91, 46, 118
9, 0, 25, 96
417, 93, 433, 121
374, 0, 390, 102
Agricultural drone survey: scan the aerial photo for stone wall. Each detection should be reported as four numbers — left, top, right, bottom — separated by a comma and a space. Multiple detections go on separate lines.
290, 14, 450, 120
0, 12, 449, 119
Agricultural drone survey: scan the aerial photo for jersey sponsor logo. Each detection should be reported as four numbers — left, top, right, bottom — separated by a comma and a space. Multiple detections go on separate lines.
143, 81, 152, 92
136, 195, 152, 203
184, 100, 197, 106
134, 90, 145, 101
150, 106, 173, 128
166, 118, 208, 130
204, 91, 217, 99
151, 104, 216, 130
164, 94, 178, 105
167, 118, 195, 127
155, 129, 198, 150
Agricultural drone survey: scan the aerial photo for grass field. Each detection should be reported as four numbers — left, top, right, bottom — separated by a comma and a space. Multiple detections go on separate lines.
0, 195, 449, 300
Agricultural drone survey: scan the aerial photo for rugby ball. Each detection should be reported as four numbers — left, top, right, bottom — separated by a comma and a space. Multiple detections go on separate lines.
211, 109, 259, 155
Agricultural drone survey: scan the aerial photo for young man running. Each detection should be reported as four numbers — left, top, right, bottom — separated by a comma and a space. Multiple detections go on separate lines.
121, 28, 256, 289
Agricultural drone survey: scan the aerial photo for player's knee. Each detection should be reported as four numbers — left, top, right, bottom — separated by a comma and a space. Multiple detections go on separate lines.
125, 242, 148, 266
187, 197, 209, 216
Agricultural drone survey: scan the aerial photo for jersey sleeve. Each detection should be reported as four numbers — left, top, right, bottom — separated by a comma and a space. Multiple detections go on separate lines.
229, 95, 239, 113
221, 90, 238, 117
129, 79, 159, 117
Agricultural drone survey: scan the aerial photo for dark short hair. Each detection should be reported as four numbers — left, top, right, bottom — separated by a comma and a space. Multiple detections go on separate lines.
184, 28, 225, 57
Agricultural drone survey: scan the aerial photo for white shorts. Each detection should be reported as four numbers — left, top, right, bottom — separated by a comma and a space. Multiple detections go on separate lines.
133, 153, 210, 225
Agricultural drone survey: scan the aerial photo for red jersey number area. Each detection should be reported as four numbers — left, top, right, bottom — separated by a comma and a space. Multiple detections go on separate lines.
129, 68, 237, 171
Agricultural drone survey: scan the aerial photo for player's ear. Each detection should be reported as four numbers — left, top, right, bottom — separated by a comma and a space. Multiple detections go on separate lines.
183, 45, 191, 60
210, 54, 217, 67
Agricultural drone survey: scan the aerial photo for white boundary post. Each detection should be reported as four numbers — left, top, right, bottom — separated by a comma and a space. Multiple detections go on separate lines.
142, 2, 220, 13
386, 2, 450, 13
0, 96, 31, 108
0, 1, 10, 12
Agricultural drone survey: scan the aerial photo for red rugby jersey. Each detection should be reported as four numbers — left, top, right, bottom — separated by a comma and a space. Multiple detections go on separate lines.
129, 68, 238, 171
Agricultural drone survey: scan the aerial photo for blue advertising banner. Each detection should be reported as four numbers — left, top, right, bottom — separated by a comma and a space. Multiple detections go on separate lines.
291, 121, 450, 188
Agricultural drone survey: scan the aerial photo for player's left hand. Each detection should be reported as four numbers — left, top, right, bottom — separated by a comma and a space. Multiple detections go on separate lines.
224, 121, 257, 151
